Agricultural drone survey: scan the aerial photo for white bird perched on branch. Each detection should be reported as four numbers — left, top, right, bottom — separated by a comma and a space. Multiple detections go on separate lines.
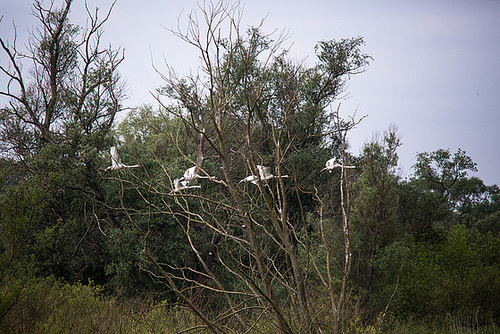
105, 146, 141, 170
321, 157, 355, 172
239, 165, 289, 185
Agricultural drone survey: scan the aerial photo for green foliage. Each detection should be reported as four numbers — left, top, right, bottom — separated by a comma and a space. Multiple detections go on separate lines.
413, 148, 477, 207
475, 210, 500, 235
402, 148, 500, 241
385, 315, 499, 334
349, 129, 409, 317
0, 277, 131, 334
0, 164, 65, 275
400, 225, 500, 322
0, 0, 123, 294
398, 178, 450, 242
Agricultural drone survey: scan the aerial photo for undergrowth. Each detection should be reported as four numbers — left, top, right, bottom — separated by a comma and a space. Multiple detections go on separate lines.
1, 277, 498, 333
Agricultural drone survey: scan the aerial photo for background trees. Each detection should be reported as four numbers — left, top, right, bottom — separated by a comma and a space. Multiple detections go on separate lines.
0, 0, 123, 155
0, 0, 124, 286
396, 148, 500, 325
350, 128, 409, 319
399, 225, 500, 322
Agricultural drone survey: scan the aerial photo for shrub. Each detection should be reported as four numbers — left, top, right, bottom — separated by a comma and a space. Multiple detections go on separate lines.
0, 277, 130, 334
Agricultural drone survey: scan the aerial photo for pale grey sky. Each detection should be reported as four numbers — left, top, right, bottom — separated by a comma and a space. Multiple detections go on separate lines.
1, 0, 500, 185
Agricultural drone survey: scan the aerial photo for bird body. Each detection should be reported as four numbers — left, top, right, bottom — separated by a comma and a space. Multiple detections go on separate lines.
257, 165, 273, 181
178, 166, 214, 188
322, 157, 355, 172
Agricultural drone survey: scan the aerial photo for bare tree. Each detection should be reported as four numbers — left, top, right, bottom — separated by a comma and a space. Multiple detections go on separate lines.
115, 1, 369, 333
0, 0, 124, 157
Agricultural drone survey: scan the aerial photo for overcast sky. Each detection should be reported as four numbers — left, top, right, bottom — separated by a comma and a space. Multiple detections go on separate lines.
1, 0, 499, 185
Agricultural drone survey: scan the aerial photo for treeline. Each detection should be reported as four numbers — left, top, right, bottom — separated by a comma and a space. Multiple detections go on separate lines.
1, 1, 499, 333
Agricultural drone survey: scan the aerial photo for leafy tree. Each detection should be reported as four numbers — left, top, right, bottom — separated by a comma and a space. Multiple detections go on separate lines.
401, 149, 478, 241
398, 148, 500, 325
413, 148, 477, 210
350, 128, 408, 319
103, 105, 193, 297
452, 178, 500, 233
0, 0, 124, 286
400, 225, 500, 322
0, 0, 124, 155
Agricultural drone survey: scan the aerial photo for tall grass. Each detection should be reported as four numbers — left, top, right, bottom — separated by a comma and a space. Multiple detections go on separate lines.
0, 277, 130, 333
0, 277, 211, 334
383, 314, 498, 334
1, 276, 498, 333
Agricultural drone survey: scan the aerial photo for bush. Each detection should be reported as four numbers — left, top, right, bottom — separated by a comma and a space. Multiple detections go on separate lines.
0, 277, 130, 334
399, 225, 500, 324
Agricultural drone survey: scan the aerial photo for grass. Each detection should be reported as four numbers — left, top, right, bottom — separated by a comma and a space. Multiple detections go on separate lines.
1, 277, 498, 333
383, 314, 499, 334
0, 277, 130, 333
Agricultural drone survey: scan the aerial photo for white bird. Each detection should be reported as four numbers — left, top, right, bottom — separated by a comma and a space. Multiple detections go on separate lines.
105, 146, 140, 170
179, 166, 213, 186
239, 165, 289, 185
321, 157, 355, 172
258, 165, 290, 181
171, 178, 201, 193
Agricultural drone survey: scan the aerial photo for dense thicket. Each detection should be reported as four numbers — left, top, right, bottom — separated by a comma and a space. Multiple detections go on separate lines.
1, 1, 499, 333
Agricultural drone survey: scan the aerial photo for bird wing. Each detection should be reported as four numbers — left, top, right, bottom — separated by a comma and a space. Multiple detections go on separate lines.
172, 178, 183, 192
326, 158, 336, 169
239, 175, 256, 184
110, 146, 122, 167
183, 166, 198, 181
257, 165, 272, 179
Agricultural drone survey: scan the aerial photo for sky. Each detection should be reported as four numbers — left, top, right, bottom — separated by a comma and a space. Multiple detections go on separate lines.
1, 0, 500, 186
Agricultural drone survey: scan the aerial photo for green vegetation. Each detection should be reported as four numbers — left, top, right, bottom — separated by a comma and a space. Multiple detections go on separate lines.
1, 1, 499, 333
